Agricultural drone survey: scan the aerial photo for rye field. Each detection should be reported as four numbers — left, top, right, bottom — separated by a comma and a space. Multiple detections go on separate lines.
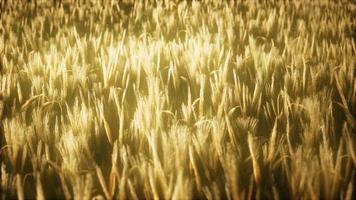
0, 0, 355, 199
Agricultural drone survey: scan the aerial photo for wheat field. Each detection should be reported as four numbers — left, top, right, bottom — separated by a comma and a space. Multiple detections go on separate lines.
0, 0, 355, 199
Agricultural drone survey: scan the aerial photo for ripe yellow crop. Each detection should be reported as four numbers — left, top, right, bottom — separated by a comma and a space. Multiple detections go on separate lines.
1, 0, 355, 199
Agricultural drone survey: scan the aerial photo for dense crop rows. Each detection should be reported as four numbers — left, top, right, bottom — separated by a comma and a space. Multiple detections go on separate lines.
1, 0, 355, 199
